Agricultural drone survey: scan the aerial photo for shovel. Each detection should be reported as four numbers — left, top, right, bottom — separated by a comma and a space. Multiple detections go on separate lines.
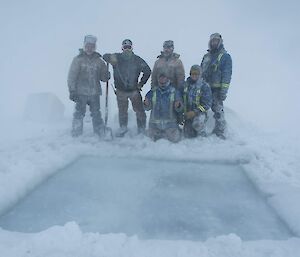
103, 62, 113, 141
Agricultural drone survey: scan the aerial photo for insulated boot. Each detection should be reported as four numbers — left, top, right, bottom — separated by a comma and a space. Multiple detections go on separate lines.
137, 127, 146, 135
115, 126, 128, 137
72, 118, 83, 137
212, 128, 226, 140
95, 125, 105, 138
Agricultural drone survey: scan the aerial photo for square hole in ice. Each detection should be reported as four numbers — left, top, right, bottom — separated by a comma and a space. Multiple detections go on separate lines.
0, 156, 294, 241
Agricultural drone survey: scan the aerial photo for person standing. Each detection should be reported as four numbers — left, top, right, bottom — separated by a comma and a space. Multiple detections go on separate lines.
144, 73, 183, 143
201, 33, 232, 139
68, 35, 110, 137
182, 65, 212, 138
103, 39, 151, 137
151, 40, 185, 89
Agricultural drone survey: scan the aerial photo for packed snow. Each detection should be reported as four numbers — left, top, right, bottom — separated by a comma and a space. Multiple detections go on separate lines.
0, 107, 300, 257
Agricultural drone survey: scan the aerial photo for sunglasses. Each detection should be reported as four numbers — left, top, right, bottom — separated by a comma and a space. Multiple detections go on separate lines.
190, 72, 200, 76
123, 45, 132, 50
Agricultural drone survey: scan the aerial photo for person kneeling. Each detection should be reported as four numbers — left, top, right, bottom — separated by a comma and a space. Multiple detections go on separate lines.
182, 65, 212, 138
144, 73, 183, 143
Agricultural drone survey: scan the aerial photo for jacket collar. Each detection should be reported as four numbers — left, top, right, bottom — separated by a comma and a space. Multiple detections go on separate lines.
207, 45, 225, 55
78, 49, 102, 58
157, 52, 180, 60
158, 81, 171, 93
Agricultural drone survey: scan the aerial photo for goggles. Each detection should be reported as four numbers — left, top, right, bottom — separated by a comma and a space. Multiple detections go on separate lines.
123, 45, 132, 50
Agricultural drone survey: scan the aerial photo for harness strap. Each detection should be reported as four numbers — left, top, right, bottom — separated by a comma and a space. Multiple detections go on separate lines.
151, 88, 175, 122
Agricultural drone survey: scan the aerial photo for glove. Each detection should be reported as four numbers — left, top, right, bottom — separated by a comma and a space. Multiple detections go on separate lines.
102, 53, 110, 62
219, 94, 227, 101
69, 91, 78, 102
219, 88, 228, 101
185, 111, 196, 120
144, 97, 150, 107
174, 101, 181, 109
219, 92, 227, 101
137, 81, 144, 91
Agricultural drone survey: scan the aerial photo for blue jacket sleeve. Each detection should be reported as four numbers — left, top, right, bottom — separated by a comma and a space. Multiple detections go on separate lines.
200, 82, 212, 111
174, 89, 184, 113
220, 53, 232, 85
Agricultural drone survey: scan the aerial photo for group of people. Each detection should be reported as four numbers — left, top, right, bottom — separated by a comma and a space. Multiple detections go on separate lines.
67, 33, 232, 142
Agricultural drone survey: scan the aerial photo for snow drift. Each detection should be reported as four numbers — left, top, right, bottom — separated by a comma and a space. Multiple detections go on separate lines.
23, 92, 65, 122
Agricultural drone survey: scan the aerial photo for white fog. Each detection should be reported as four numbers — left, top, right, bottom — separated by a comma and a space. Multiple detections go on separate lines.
0, 1, 300, 257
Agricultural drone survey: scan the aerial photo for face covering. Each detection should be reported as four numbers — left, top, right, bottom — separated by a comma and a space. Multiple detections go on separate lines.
209, 38, 221, 51
122, 50, 133, 60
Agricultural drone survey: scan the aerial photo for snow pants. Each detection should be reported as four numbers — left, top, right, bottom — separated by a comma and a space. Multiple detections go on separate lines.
148, 127, 181, 143
116, 89, 146, 130
211, 89, 226, 135
72, 95, 104, 137
184, 113, 208, 138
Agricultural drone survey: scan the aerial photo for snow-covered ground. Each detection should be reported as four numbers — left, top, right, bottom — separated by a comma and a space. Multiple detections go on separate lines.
1, 0, 300, 255
1, 108, 300, 257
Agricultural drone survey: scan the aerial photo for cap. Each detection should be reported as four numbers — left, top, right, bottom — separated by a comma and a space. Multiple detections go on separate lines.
210, 33, 222, 40
84, 35, 97, 45
122, 39, 133, 46
163, 40, 174, 48
190, 65, 201, 75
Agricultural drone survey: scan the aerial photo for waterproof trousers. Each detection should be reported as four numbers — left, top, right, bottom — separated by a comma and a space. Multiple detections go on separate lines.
116, 89, 146, 130
72, 95, 104, 137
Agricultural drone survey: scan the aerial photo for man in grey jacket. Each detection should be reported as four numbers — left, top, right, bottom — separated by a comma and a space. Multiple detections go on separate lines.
68, 35, 110, 137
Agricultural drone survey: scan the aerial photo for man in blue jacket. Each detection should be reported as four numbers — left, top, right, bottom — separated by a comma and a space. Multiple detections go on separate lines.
182, 65, 212, 138
201, 33, 232, 139
144, 73, 183, 143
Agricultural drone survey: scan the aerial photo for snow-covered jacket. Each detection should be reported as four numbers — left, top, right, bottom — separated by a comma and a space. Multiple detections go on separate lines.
103, 52, 151, 92
68, 49, 109, 96
145, 83, 183, 130
181, 77, 212, 114
201, 45, 232, 94
151, 52, 185, 89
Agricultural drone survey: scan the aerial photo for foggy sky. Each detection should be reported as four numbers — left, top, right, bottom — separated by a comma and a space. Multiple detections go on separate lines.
0, 0, 299, 133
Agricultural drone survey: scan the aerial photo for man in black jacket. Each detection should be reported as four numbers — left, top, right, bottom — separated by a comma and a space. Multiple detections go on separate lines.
103, 39, 151, 136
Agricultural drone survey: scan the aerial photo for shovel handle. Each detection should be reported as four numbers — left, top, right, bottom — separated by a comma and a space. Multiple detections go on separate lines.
105, 62, 110, 126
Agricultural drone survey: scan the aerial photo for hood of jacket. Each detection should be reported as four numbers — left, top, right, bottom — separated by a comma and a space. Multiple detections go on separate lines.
186, 76, 205, 88
207, 44, 225, 55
